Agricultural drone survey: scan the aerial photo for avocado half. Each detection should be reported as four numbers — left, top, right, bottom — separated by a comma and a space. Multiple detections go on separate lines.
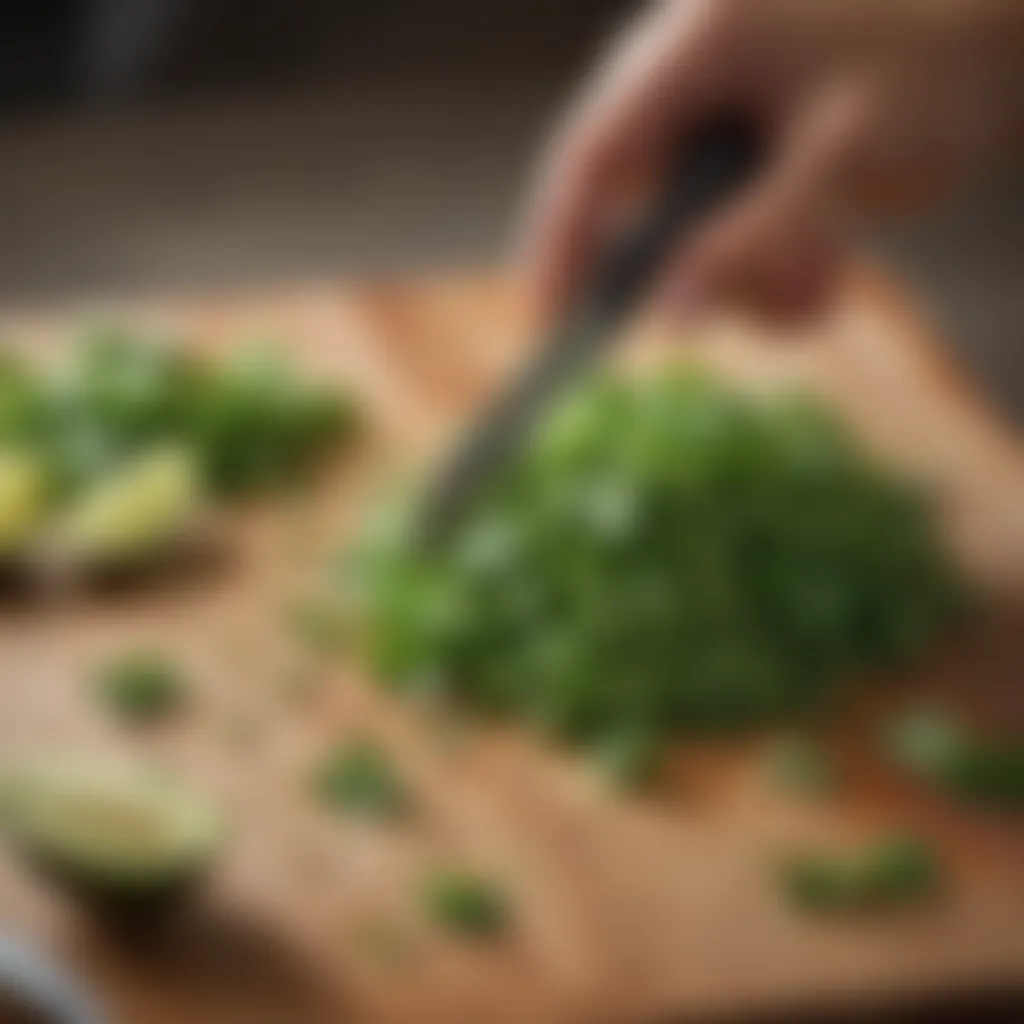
0, 450, 50, 558
0, 758, 220, 918
57, 445, 202, 570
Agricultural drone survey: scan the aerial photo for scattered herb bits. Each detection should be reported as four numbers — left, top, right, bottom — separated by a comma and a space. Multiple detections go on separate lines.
314, 740, 411, 821
346, 369, 961, 770
52, 331, 355, 498
95, 652, 186, 725
0, 327, 358, 573
187, 342, 355, 497
767, 736, 837, 799
783, 834, 940, 914
887, 710, 1024, 811
421, 868, 508, 939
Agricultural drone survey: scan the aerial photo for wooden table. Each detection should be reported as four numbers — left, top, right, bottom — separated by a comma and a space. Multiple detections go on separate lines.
0, 266, 1021, 1023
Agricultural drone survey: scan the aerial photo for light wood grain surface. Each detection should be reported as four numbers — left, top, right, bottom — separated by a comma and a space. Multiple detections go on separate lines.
0, 266, 1021, 1024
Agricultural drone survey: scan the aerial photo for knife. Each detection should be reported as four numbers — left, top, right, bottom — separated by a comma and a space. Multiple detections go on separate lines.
0, 934, 106, 1024
420, 117, 762, 544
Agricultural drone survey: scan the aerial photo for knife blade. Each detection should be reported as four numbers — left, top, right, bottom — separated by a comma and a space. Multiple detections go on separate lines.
420, 117, 761, 544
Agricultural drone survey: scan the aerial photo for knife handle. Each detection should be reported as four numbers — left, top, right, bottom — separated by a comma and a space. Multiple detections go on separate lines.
591, 117, 762, 316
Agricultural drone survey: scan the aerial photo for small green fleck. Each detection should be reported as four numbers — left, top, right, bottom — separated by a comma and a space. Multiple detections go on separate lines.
783, 856, 855, 911
314, 740, 410, 820
943, 743, 1024, 810
886, 709, 964, 778
861, 834, 940, 901
782, 833, 940, 914
589, 726, 659, 789
886, 709, 1024, 811
94, 651, 186, 724
421, 868, 508, 939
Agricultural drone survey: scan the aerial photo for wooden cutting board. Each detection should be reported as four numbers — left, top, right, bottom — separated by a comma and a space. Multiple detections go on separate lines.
0, 265, 1021, 1024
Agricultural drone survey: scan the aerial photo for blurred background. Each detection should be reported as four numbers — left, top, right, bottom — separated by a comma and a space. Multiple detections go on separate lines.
1, 0, 1023, 422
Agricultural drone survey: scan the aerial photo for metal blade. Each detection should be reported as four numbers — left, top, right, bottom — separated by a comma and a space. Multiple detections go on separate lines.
419, 302, 615, 544
418, 119, 761, 545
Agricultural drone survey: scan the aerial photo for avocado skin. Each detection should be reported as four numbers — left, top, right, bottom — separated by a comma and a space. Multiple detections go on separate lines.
0, 763, 220, 928
23, 843, 210, 927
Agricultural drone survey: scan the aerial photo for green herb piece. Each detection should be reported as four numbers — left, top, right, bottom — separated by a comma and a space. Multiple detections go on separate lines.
783, 855, 856, 911
887, 710, 1024, 811
886, 709, 964, 778
95, 652, 186, 724
942, 743, 1024, 809
188, 342, 356, 497
314, 740, 410, 820
861, 834, 941, 900
783, 834, 940, 914
45, 325, 354, 500
346, 369, 962, 776
767, 736, 837, 798
57, 327, 200, 446
421, 868, 508, 939
589, 726, 659, 789
0, 326, 358, 572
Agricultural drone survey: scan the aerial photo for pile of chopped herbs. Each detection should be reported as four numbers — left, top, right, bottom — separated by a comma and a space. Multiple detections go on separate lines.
344, 369, 962, 766
0, 326, 356, 567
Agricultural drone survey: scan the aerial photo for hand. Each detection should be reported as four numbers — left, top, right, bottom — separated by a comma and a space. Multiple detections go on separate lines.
524, 0, 1024, 322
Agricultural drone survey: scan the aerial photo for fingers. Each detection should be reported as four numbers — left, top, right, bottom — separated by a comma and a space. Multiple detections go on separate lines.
522, 0, 734, 320
657, 227, 840, 324
656, 78, 875, 323
524, 0, 879, 328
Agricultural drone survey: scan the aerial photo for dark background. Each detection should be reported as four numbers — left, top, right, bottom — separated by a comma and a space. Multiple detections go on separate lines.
0, 0, 1022, 422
